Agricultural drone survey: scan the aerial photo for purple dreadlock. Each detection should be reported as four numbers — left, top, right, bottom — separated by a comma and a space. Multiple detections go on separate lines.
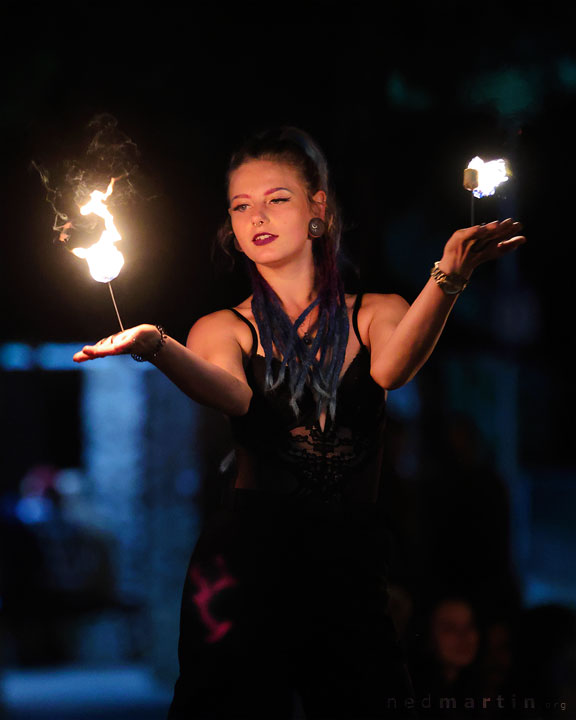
217, 126, 349, 423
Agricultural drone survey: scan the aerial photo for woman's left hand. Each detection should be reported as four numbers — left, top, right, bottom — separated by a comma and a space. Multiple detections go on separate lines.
439, 218, 526, 278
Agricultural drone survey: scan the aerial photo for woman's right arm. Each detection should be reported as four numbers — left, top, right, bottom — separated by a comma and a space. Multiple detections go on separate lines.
73, 311, 253, 417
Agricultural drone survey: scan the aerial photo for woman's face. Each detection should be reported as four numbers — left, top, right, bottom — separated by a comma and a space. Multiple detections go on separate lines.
228, 159, 325, 267
430, 600, 479, 670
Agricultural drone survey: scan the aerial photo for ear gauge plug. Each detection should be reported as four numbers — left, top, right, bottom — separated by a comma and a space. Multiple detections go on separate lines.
308, 218, 325, 237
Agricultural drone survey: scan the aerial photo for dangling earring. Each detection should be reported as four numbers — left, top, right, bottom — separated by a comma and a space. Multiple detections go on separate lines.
308, 217, 325, 238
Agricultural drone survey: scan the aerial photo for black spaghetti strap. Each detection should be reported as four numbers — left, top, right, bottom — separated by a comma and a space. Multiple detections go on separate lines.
352, 293, 365, 349
228, 308, 258, 357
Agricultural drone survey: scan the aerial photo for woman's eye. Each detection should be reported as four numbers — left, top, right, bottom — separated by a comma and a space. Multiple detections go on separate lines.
232, 198, 289, 212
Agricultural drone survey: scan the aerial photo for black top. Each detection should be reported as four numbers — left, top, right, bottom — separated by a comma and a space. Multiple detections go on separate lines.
227, 293, 387, 506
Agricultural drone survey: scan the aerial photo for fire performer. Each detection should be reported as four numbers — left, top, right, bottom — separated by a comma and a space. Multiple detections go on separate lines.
73, 128, 525, 719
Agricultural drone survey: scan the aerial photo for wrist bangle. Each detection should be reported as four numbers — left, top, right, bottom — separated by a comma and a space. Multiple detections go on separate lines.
131, 325, 167, 362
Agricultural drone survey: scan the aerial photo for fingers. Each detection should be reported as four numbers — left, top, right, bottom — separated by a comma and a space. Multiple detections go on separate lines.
73, 351, 91, 363
496, 235, 527, 252
475, 219, 520, 238
72, 344, 107, 363
91, 336, 119, 355
469, 219, 523, 254
469, 218, 521, 235
491, 218, 522, 237
445, 219, 526, 275
73, 330, 137, 363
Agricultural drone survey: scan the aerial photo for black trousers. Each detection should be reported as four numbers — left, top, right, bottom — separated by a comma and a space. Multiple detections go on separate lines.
168, 491, 417, 719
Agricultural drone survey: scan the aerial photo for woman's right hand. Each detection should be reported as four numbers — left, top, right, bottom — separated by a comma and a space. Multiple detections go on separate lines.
73, 324, 162, 363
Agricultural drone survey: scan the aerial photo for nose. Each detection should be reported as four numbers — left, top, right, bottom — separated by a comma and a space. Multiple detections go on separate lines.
251, 204, 268, 226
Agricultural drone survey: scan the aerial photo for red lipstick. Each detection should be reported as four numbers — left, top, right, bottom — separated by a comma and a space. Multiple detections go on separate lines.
253, 233, 278, 246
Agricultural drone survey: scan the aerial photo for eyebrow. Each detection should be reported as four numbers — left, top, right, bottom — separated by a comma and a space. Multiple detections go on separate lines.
230, 187, 293, 202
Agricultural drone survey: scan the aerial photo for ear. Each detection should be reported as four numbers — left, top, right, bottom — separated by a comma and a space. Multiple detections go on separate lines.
311, 190, 327, 220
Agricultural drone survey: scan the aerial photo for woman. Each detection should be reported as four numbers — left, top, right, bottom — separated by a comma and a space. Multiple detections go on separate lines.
74, 127, 525, 719
410, 595, 484, 718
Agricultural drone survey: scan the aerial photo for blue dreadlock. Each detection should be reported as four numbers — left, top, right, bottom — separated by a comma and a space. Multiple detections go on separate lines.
219, 126, 349, 423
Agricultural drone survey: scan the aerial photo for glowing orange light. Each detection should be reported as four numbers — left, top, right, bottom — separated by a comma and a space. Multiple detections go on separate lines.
72, 178, 124, 283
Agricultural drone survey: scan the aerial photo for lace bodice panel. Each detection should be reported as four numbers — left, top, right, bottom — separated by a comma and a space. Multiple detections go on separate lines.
228, 295, 387, 505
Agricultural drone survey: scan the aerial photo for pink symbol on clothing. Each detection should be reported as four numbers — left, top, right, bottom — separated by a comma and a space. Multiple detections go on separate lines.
189, 555, 238, 643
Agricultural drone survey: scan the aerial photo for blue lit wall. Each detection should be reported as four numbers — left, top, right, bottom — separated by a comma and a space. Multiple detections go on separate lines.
0, 343, 209, 677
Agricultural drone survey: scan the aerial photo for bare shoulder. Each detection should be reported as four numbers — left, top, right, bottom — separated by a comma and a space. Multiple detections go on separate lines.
356, 293, 409, 350
358, 293, 410, 323
186, 305, 254, 359
360, 292, 410, 317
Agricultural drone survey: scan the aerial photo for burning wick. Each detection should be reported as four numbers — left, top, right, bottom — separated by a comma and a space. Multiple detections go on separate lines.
72, 178, 125, 330
464, 156, 510, 225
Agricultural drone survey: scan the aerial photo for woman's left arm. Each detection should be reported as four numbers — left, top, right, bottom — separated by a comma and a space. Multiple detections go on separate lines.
369, 219, 526, 390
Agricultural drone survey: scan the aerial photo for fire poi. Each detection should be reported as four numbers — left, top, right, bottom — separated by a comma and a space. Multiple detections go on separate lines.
71, 177, 126, 330
34, 114, 137, 334
464, 156, 510, 224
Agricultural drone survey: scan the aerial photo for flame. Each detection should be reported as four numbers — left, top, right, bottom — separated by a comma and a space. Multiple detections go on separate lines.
71, 178, 124, 283
466, 157, 510, 199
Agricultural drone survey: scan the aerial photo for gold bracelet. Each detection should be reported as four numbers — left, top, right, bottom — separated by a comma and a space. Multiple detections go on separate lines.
430, 261, 468, 296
